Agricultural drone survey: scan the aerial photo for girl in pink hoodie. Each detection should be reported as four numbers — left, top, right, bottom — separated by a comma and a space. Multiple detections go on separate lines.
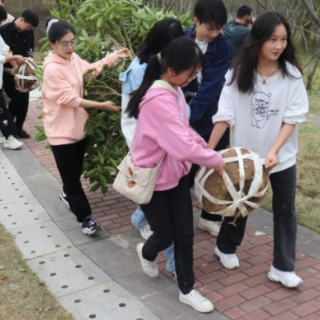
42, 20, 129, 235
126, 37, 224, 313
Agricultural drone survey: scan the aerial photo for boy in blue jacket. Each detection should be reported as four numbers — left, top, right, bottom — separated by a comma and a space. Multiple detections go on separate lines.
184, 0, 233, 235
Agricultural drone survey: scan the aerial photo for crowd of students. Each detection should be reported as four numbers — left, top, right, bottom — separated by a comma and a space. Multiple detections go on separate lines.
1, 0, 309, 314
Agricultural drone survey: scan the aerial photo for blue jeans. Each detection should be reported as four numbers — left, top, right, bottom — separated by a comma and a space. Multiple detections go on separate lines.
131, 206, 175, 274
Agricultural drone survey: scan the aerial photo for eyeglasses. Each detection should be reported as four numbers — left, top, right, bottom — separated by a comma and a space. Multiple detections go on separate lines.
188, 68, 202, 80
59, 40, 77, 50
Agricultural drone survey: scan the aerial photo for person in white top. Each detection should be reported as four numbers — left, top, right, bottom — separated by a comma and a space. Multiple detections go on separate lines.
0, 0, 14, 26
0, 8, 24, 149
208, 12, 308, 288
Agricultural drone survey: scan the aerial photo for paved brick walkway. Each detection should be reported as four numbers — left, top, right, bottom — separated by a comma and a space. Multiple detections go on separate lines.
22, 99, 320, 320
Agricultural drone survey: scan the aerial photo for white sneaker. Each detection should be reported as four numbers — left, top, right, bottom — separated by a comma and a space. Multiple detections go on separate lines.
0, 136, 6, 143
268, 265, 303, 288
3, 135, 23, 150
198, 218, 220, 237
179, 289, 214, 313
214, 246, 239, 269
140, 224, 153, 240
136, 243, 159, 278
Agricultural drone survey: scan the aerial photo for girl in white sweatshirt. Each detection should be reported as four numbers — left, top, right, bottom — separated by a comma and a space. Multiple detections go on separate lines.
208, 12, 308, 288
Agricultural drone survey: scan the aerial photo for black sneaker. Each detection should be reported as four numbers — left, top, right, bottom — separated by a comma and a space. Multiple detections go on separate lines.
59, 191, 70, 210
16, 129, 30, 139
81, 216, 101, 235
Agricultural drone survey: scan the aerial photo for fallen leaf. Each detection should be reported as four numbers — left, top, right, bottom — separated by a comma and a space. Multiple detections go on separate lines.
35, 306, 50, 313
18, 268, 26, 272
0, 266, 4, 270
0, 277, 6, 282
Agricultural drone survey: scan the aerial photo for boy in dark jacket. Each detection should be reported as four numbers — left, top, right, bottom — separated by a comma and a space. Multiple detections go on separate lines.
184, 0, 233, 236
0, 8, 39, 139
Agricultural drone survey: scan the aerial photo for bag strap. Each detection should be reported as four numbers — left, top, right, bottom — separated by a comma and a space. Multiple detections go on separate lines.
130, 131, 166, 168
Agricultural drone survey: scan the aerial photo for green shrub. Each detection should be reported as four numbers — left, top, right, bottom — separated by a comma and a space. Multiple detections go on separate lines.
35, 0, 193, 194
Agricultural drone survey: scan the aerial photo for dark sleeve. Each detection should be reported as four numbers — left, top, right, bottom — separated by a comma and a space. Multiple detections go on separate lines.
189, 38, 233, 125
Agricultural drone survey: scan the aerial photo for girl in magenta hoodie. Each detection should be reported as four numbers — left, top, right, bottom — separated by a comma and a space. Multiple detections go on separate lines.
42, 20, 129, 235
126, 37, 223, 313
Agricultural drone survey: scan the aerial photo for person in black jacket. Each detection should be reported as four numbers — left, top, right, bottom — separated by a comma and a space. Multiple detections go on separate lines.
0, 6, 24, 150
0, 9, 39, 139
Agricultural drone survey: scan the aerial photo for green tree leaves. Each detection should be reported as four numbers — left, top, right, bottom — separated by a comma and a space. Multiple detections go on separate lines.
38, 0, 193, 194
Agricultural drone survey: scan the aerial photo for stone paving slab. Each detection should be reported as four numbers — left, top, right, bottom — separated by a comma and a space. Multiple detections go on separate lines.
117, 271, 177, 301
43, 202, 76, 222
57, 282, 161, 320
0, 183, 36, 204
27, 247, 111, 297
22, 172, 63, 207
0, 198, 51, 229
79, 231, 146, 279
9, 220, 74, 260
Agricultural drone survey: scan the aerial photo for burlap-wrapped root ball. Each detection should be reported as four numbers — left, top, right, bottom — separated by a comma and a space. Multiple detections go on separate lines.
194, 147, 269, 222
14, 58, 40, 93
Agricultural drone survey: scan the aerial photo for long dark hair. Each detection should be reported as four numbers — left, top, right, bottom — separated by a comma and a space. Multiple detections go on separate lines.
230, 11, 301, 93
127, 37, 205, 119
137, 18, 184, 64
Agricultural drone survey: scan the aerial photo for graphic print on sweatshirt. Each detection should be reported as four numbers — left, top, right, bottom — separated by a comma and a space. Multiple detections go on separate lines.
251, 90, 272, 129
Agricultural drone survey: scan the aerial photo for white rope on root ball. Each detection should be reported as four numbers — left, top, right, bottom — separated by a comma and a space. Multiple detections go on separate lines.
14, 57, 40, 93
194, 147, 269, 226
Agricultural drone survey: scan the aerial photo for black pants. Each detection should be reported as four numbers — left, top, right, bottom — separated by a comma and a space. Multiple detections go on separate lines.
141, 176, 194, 294
0, 89, 17, 139
188, 129, 230, 222
51, 138, 91, 222
217, 165, 297, 271
3, 73, 29, 130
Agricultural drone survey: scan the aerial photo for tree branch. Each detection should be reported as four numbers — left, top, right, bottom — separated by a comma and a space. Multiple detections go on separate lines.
254, 0, 267, 10
301, 0, 320, 29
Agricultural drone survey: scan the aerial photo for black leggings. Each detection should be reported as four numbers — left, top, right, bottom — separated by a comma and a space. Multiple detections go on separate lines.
141, 176, 194, 294
51, 138, 91, 222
